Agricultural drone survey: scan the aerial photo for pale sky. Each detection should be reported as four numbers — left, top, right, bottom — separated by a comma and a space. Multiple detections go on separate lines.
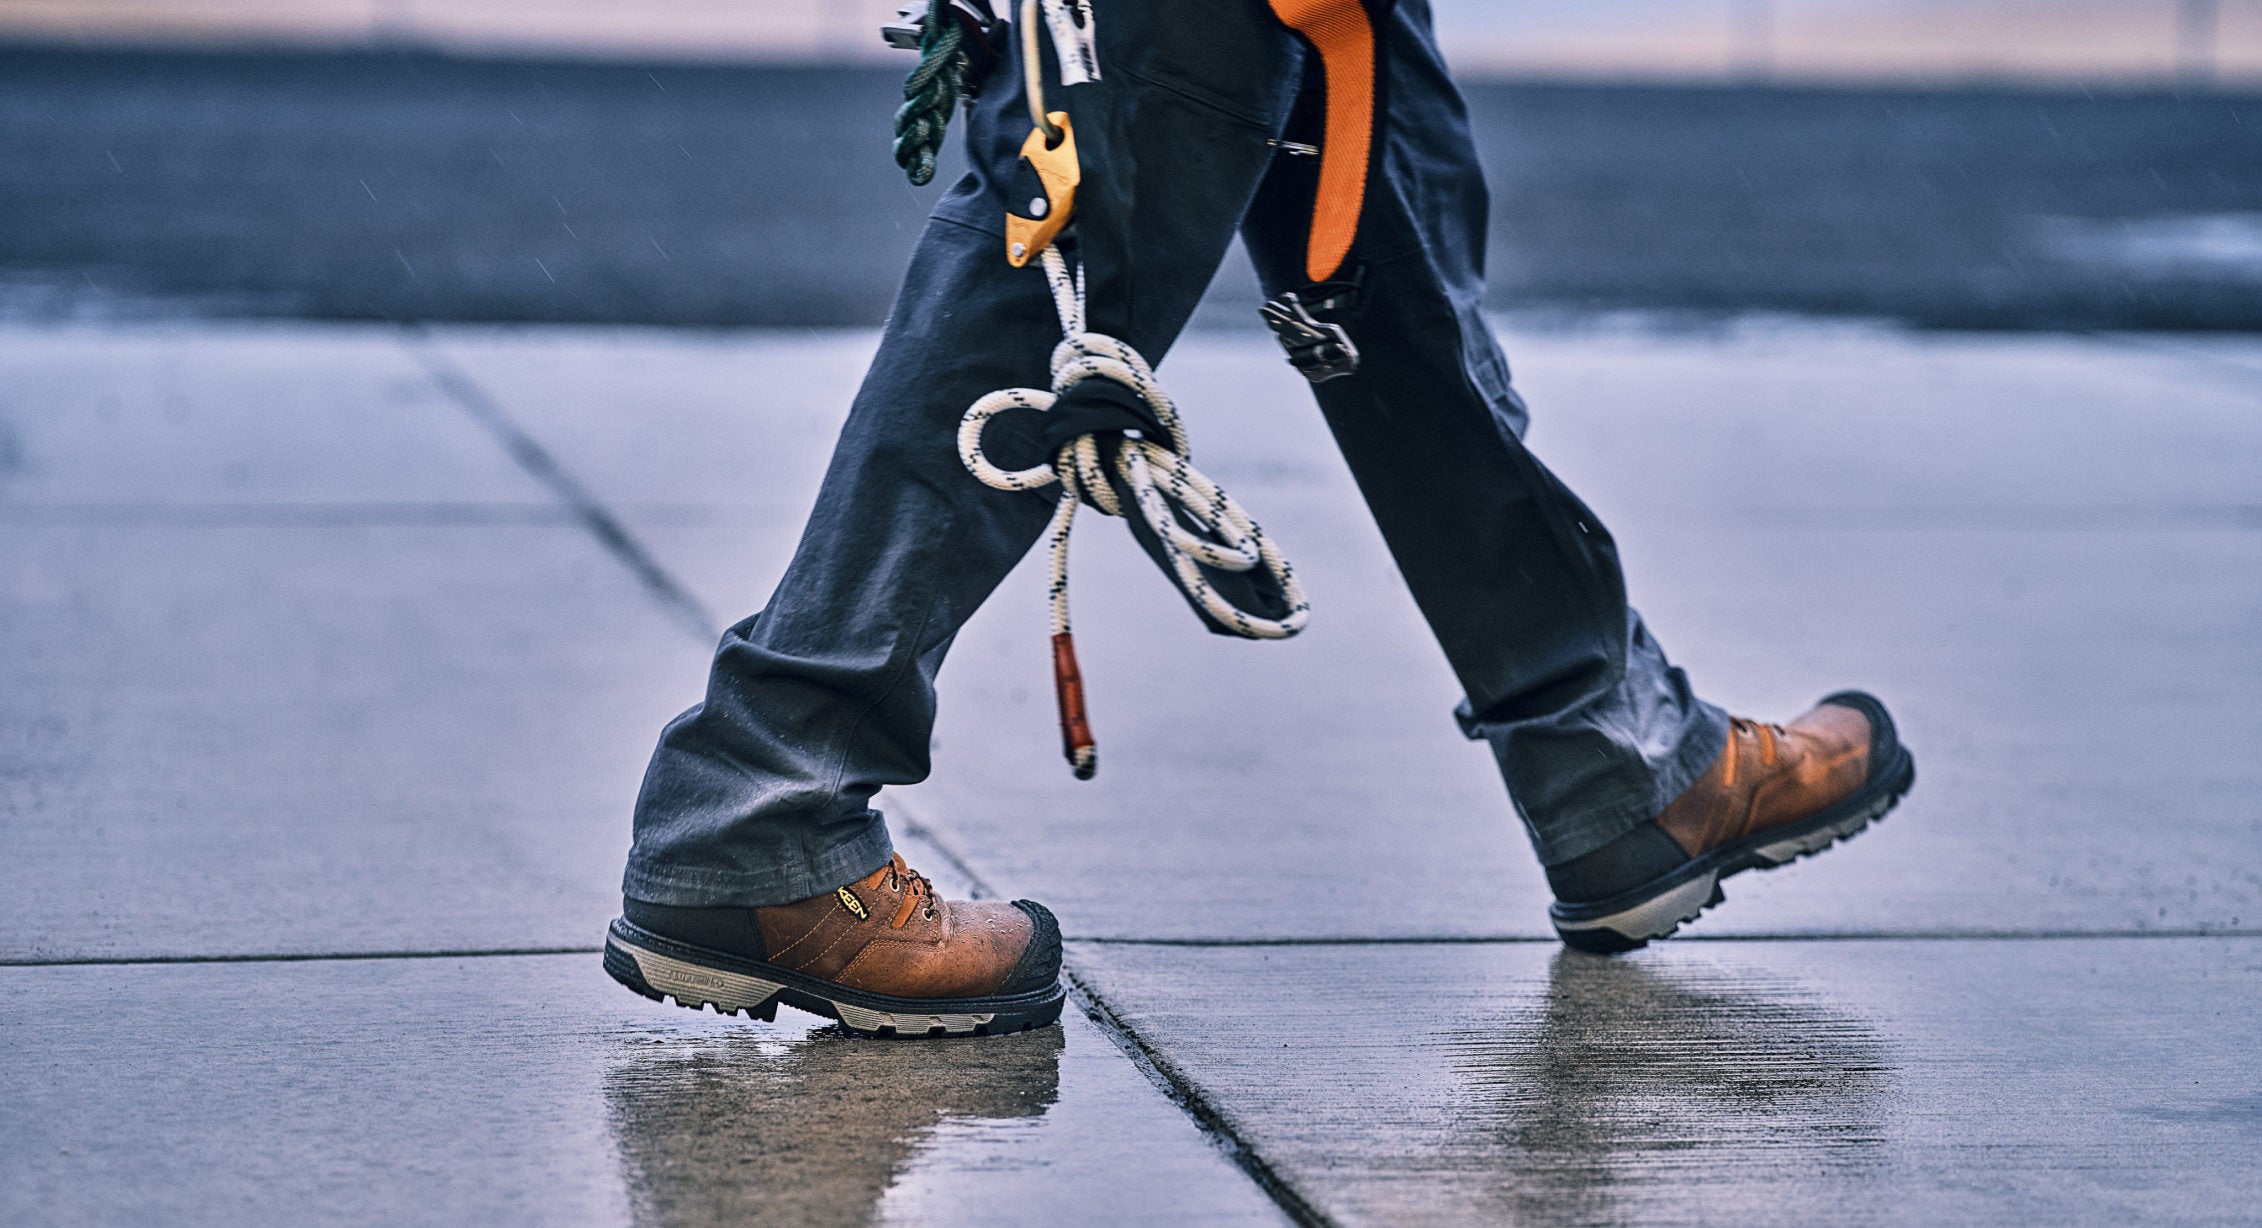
3, 0, 2257, 85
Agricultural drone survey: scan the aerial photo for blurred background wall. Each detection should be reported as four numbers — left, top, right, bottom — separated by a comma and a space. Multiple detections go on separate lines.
2, 1, 2258, 328
7, 0, 2261, 85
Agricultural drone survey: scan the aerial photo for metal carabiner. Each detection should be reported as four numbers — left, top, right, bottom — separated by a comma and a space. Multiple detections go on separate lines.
1005, 0, 1078, 266
1259, 292, 1360, 382
1019, 0, 1064, 145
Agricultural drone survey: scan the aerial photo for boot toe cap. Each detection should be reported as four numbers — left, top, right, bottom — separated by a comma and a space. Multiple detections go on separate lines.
998, 899, 1064, 995
1817, 688, 1902, 776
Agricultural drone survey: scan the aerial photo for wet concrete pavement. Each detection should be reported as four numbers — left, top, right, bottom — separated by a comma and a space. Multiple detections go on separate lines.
1074, 938, 2262, 1225
3, 318, 2259, 1223
3, 953, 1284, 1226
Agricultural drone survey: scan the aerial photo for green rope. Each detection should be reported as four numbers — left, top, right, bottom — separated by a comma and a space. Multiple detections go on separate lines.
892, 0, 966, 186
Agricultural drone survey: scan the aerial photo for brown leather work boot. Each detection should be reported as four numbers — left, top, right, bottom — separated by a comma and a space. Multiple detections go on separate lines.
605, 854, 1065, 1037
1548, 691, 1915, 953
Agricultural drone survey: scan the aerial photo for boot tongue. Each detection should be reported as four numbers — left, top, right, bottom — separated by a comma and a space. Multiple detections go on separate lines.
856, 856, 902, 892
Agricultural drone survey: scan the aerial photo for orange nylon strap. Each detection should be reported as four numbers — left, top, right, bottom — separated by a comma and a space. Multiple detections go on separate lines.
1266, 0, 1377, 284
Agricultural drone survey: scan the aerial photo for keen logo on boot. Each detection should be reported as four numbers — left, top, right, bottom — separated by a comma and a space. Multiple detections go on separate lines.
836, 887, 868, 920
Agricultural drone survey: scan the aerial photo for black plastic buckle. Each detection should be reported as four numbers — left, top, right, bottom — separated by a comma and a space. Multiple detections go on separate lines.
1260, 292, 1359, 383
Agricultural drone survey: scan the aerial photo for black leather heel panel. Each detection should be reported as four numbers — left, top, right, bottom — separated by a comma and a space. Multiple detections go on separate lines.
621, 896, 770, 963
1544, 822, 1693, 905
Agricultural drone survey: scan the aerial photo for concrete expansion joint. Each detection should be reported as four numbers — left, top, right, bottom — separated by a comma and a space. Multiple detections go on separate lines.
19, 928, 2259, 969
1070, 929, 2262, 947
0, 946, 605, 969
898, 818, 1340, 1228
395, 322, 720, 644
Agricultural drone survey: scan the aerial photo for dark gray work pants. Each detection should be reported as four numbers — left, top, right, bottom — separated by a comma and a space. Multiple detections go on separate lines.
622, 0, 1727, 907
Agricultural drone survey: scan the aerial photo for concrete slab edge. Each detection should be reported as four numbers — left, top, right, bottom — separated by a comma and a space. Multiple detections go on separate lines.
1064, 928, 2262, 946
398, 323, 721, 642
896, 814, 1337, 1228
0, 946, 604, 968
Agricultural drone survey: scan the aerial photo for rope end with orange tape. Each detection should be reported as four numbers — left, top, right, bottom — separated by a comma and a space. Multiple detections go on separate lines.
1051, 632, 1097, 778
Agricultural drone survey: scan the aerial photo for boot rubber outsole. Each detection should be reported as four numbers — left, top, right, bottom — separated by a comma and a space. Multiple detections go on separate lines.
603, 918, 1067, 1038
1549, 740, 1916, 954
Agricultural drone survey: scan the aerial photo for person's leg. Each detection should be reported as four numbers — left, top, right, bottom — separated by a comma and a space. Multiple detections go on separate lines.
619, 217, 1059, 908
1239, 0, 1728, 868
622, 0, 1306, 909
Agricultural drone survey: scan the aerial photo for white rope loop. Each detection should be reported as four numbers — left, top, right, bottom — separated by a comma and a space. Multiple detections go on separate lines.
958, 247, 1310, 648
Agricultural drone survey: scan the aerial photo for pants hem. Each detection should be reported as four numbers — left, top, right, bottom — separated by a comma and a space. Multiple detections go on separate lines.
1528, 701, 1730, 867
621, 816, 896, 908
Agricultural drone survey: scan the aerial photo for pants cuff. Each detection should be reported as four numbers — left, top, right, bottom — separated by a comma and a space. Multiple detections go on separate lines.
1528, 701, 1730, 867
620, 812, 897, 908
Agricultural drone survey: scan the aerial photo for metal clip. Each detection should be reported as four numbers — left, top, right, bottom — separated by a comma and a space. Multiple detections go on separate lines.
1260, 292, 1359, 383
880, 5, 925, 49
883, 1, 1005, 97
882, 0, 1000, 48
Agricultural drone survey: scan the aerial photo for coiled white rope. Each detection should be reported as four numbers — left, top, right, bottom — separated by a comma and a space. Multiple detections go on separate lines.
958, 246, 1310, 777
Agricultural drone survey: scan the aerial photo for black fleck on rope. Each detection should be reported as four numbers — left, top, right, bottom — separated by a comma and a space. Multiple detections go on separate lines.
893, 0, 966, 186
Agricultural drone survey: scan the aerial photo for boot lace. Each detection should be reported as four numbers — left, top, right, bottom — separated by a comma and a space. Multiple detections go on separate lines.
885, 858, 940, 928
1729, 716, 1785, 769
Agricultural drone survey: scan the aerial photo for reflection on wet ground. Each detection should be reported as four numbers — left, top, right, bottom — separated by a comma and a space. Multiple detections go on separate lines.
604, 1020, 1064, 1228
1441, 950, 1896, 1226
